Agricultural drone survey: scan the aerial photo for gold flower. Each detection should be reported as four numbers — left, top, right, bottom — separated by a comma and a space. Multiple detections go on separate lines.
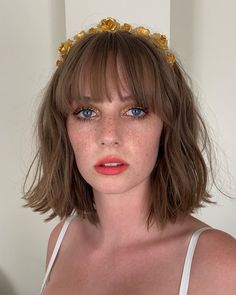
166, 53, 176, 64
88, 27, 100, 34
120, 23, 132, 32
74, 31, 86, 41
134, 26, 150, 37
58, 39, 73, 58
152, 33, 168, 49
56, 58, 63, 66
99, 17, 119, 31
158, 35, 168, 48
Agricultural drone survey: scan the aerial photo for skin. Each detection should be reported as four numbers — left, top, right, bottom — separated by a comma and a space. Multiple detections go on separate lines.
66, 72, 164, 251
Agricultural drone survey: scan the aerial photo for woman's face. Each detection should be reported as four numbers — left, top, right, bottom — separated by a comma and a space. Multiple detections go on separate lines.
66, 73, 163, 196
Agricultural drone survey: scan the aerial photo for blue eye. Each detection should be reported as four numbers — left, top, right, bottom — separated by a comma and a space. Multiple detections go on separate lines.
126, 107, 146, 118
74, 107, 96, 120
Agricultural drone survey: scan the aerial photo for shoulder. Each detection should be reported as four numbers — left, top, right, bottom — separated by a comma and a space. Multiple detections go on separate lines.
45, 215, 79, 269
197, 228, 236, 262
45, 219, 66, 269
192, 228, 236, 294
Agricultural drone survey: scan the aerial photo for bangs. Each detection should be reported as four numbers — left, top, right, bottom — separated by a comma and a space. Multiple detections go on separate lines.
55, 31, 166, 116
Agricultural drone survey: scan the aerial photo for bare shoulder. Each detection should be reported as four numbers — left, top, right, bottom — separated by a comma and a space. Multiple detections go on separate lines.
199, 228, 236, 262
192, 228, 236, 294
45, 215, 83, 269
45, 219, 66, 269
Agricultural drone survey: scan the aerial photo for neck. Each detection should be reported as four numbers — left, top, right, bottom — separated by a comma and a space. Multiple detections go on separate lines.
86, 182, 161, 251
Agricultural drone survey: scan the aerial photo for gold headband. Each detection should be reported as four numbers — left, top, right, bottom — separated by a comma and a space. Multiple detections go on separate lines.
56, 17, 176, 66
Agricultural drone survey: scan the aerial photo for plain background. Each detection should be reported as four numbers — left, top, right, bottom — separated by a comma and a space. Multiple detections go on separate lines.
0, 1, 235, 294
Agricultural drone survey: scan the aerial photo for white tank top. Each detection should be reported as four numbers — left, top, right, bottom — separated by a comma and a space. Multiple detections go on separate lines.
40, 215, 211, 294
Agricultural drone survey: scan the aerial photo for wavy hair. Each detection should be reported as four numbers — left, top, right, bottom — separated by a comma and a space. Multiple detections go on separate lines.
23, 31, 217, 229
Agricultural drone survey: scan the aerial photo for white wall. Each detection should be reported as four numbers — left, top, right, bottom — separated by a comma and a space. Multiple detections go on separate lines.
0, 1, 65, 294
1, 0, 235, 294
171, 0, 236, 236
65, 0, 170, 37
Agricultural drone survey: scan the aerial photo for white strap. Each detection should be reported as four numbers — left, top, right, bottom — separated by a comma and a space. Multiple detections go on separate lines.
179, 226, 211, 295
40, 215, 76, 293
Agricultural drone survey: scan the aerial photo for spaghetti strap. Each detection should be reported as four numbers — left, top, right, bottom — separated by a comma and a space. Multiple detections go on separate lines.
178, 226, 212, 295
40, 215, 76, 294
40, 220, 211, 294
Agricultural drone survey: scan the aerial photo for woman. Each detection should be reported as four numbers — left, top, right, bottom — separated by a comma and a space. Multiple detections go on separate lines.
23, 17, 236, 294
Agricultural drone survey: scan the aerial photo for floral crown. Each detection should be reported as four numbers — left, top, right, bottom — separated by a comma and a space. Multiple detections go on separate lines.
56, 17, 176, 66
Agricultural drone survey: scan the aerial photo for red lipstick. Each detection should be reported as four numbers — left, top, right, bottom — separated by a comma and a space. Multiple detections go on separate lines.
94, 156, 129, 175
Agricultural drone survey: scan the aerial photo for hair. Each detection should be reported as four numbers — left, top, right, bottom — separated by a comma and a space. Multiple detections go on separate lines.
23, 30, 218, 229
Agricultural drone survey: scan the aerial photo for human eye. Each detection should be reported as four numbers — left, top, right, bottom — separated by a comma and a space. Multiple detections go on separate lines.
72, 106, 97, 121
124, 106, 149, 119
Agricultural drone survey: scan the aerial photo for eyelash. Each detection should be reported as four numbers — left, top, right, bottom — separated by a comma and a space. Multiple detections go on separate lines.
72, 105, 149, 122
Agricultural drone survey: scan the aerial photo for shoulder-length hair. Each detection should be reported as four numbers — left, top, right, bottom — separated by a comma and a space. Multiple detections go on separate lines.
23, 30, 216, 229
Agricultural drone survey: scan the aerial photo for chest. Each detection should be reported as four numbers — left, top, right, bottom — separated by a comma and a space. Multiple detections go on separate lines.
42, 244, 187, 295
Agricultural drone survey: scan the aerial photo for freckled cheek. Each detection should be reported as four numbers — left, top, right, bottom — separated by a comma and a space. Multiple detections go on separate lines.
66, 122, 93, 160
141, 123, 163, 160
68, 135, 95, 174
142, 133, 161, 160
126, 126, 162, 163
69, 130, 94, 155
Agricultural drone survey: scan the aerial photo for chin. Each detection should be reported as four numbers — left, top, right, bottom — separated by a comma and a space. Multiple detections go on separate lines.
92, 182, 130, 195
88, 176, 133, 192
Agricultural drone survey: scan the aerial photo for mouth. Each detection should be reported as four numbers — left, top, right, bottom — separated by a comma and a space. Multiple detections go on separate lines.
94, 163, 129, 175
95, 156, 128, 167
94, 156, 129, 175
98, 163, 124, 167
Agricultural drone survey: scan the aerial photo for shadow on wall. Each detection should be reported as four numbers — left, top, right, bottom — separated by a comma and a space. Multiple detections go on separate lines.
49, 0, 66, 62
0, 269, 17, 295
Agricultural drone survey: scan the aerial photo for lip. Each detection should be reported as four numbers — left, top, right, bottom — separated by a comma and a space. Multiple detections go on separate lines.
95, 156, 129, 167
94, 165, 129, 175
94, 156, 129, 175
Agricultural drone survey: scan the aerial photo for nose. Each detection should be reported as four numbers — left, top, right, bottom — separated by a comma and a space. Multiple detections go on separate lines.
96, 115, 122, 146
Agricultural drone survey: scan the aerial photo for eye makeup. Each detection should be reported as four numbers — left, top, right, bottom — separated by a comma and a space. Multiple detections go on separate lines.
72, 104, 149, 122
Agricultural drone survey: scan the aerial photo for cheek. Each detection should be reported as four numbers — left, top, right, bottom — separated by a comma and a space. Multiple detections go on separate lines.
129, 123, 163, 165
68, 133, 94, 176
142, 132, 162, 158
68, 129, 93, 158
67, 119, 92, 160
139, 118, 163, 145
67, 115, 87, 141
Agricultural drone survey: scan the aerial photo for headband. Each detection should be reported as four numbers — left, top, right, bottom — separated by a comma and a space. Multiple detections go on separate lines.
56, 17, 175, 66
